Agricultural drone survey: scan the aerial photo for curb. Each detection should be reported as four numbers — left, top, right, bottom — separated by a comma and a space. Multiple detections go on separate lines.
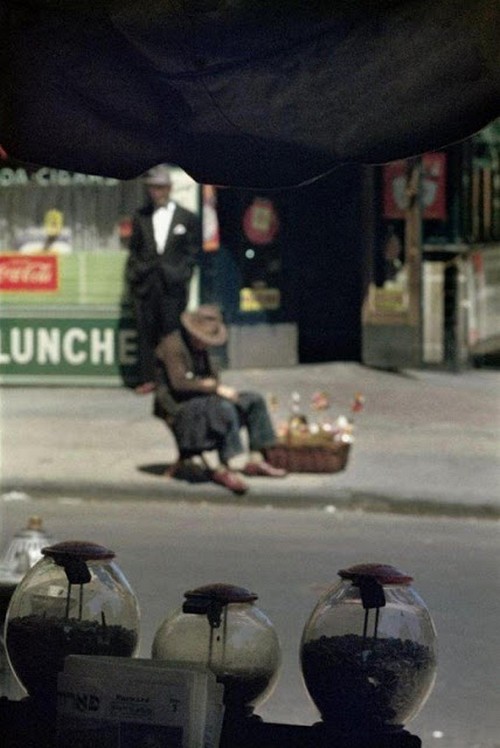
2, 481, 499, 521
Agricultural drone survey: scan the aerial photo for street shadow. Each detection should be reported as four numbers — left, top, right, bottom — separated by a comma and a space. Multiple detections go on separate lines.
138, 462, 213, 484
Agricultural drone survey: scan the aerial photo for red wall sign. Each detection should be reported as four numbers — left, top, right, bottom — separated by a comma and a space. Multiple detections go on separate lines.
383, 153, 447, 220
0, 254, 59, 291
242, 198, 280, 245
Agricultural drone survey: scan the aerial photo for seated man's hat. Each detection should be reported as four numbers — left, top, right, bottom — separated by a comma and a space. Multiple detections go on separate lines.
181, 305, 228, 347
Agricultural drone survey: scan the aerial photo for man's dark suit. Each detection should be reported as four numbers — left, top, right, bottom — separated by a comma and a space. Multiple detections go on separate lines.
126, 200, 200, 385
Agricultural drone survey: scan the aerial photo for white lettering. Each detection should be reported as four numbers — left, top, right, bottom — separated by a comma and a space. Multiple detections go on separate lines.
56, 170, 72, 186
0, 331, 11, 363
11, 328, 34, 364
90, 328, 114, 365
118, 329, 137, 365
63, 328, 87, 365
71, 173, 89, 185
37, 328, 61, 365
0, 259, 54, 287
0, 168, 29, 187
34, 167, 51, 186
0, 168, 15, 187
1, 167, 120, 188
0, 324, 137, 370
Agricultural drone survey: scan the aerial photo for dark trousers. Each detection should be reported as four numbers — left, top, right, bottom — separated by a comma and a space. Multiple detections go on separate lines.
219, 391, 277, 463
133, 277, 187, 383
172, 391, 277, 464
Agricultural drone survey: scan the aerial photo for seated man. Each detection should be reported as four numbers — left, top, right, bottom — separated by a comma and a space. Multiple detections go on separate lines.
153, 304, 287, 494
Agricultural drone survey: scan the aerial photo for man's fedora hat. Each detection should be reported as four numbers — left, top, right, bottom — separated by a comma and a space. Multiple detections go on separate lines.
181, 305, 228, 347
142, 165, 172, 186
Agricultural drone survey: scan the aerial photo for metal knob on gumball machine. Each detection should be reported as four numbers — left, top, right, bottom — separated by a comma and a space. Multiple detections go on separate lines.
152, 583, 281, 719
300, 563, 437, 740
4, 540, 140, 705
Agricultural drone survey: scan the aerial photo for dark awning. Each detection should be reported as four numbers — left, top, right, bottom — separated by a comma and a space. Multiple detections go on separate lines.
1, 1, 499, 188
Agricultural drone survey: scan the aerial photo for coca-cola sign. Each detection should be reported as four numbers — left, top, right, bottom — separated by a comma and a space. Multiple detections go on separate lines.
0, 254, 58, 291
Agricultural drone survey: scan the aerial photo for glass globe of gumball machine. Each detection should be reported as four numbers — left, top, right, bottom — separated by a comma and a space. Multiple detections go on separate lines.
300, 564, 437, 739
152, 583, 281, 720
4, 540, 140, 707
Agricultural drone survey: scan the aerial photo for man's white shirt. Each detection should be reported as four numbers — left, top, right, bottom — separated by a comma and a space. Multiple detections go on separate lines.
152, 200, 175, 254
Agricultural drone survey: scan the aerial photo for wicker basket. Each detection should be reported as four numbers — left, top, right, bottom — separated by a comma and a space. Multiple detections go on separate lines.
264, 441, 350, 473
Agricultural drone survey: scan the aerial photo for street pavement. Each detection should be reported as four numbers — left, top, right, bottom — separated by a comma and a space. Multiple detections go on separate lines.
1, 362, 499, 516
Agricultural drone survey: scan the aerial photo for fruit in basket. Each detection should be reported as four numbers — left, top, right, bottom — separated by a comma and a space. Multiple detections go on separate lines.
351, 392, 365, 413
311, 391, 331, 411
289, 414, 309, 431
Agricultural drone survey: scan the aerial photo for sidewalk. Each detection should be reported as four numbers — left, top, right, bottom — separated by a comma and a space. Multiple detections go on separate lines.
1, 363, 499, 516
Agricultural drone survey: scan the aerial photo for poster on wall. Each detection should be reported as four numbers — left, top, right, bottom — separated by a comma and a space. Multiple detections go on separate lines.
238, 196, 282, 313
383, 153, 447, 221
16, 208, 73, 254
202, 185, 220, 252
0, 254, 59, 292
363, 225, 410, 323
242, 197, 280, 245
239, 286, 281, 311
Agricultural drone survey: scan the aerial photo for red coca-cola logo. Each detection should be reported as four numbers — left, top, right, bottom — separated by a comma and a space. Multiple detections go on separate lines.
0, 255, 58, 291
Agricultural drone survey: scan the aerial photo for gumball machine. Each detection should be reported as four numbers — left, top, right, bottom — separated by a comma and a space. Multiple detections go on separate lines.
152, 583, 281, 719
4, 540, 140, 706
300, 564, 437, 739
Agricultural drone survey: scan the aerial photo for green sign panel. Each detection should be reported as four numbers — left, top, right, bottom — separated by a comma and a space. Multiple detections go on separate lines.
0, 312, 139, 386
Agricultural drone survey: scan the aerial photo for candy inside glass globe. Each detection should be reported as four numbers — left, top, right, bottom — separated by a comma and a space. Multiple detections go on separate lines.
300, 563, 437, 733
4, 540, 140, 702
152, 583, 281, 714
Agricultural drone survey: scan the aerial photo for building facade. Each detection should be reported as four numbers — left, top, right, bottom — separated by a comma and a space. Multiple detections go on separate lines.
1, 122, 498, 384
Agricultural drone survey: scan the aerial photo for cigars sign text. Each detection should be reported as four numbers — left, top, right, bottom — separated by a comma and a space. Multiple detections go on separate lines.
0, 255, 58, 291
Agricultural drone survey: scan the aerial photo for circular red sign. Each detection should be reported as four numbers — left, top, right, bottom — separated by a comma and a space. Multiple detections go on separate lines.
242, 198, 279, 245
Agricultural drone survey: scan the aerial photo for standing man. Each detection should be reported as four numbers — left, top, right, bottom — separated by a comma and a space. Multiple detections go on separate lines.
126, 165, 200, 394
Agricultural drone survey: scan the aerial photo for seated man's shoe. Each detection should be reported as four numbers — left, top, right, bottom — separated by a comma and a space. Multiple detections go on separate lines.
135, 381, 156, 394
166, 459, 209, 482
242, 461, 287, 478
212, 469, 249, 495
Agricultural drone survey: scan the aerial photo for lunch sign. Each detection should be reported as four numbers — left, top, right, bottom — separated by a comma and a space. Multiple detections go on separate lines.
0, 313, 140, 385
